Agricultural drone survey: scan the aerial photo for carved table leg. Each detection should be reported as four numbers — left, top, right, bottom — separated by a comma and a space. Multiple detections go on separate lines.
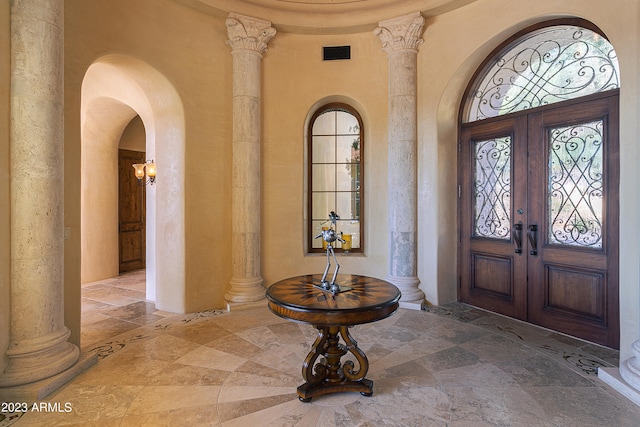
297, 325, 373, 402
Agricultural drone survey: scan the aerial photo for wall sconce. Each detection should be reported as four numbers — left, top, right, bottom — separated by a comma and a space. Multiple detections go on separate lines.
132, 160, 157, 185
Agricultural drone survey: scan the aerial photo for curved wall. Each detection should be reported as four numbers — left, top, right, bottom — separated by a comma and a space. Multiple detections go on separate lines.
56, 0, 640, 365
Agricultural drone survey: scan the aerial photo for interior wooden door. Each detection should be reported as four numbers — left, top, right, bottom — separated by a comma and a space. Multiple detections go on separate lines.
118, 149, 146, 273
526, 94, 619, 348
459, 93, 619, 349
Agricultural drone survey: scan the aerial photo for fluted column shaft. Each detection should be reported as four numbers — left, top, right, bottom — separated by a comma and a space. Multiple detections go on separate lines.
0, 0, 78, 387
225, 13, 275, 305
375, 12, 426, 307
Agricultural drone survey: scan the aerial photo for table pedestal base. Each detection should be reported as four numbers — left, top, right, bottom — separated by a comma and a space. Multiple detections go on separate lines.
298, 377, 373, 402
298, 325, 372, 402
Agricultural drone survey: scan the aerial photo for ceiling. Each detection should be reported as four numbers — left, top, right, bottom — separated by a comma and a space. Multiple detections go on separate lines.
174, 0, 477, 34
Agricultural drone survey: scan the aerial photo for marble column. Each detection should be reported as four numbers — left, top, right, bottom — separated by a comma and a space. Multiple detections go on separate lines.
621, 340, 640, 392
599, 338, 640, 405
374, 12, 426, 309
224, 13, 275, 307
0, 0, 79, 387
599, 337, 640, 405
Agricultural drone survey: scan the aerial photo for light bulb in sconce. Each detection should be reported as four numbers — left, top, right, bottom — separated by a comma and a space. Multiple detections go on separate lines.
132, 160, 156, 185
146, 161, 156, 178
132, 163, 146, 179
146, 161, 157, 184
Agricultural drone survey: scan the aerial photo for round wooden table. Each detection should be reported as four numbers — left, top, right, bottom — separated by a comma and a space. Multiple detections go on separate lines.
266, 274, 401, 402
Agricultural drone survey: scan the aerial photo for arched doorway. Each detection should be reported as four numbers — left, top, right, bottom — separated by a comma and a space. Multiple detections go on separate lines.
81, 54, 186, 313
458, 20, 620, 348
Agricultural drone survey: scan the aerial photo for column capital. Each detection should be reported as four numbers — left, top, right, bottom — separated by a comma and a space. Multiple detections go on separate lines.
226, 12, 276, 55
374, 12, 425, 54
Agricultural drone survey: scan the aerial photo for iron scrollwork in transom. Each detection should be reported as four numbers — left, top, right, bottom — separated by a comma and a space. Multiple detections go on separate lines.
466, 25, 619, 123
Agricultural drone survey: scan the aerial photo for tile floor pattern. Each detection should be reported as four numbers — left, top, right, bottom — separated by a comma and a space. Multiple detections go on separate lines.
2, 269, 639, 426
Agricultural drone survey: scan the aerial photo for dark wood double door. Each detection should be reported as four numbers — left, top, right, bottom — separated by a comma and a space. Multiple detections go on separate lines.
459, 92, 619, 349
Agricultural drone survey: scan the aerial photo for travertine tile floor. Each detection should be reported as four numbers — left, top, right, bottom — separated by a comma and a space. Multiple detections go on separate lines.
5, 269, 640, 426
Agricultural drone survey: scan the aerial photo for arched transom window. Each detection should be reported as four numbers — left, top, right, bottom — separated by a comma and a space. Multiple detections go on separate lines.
463, 21, 619, 123
308, 103, 363, 253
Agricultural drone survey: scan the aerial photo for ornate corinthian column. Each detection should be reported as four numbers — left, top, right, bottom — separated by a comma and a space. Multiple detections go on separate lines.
374, 12, 426, 309
225, 13, 275, 307
0, 0, 79, 388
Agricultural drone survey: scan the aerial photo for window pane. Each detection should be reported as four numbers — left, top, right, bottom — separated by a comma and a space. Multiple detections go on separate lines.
313, 111, 335, 135
336, 192, 359, 219
336, 111, 359, 134
312, 192, 334, 220
351, 164, 361, 191
336, 220, 360, 249
473, 136, 511, 239
337, 135, 360, 163
312, 135, 335, 163
548, 120, 603, 248
312, 164, 335, 191
336, 164, 357, 192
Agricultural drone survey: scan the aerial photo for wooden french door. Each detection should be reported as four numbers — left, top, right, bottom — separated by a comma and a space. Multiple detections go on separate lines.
459, 92, 619, 349
118, 149, 146, 273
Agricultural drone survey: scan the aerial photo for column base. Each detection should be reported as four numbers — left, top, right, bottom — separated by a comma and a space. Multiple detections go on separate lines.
598, 367, 640, 407
399, 300, 426, 311
386, 274, 425, 309
0, 328, 79, 388
225, 276, 265, 303
227, 299, 267, 312
0, 352, 97, 403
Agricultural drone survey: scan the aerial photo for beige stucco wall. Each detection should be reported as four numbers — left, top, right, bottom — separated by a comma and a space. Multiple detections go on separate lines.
119, 116, 146, 152
66, 0, 393, 319
65, 0, 233, 318
79, 112, 144, 285
1, 0, 638, 371
62, 0, 640, 361
261, 31, 389, 284
0, 0, 10, 373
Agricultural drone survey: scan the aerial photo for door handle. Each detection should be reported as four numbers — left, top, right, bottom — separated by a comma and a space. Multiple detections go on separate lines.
527, 224, 538, 256
513, 222, 523, 254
